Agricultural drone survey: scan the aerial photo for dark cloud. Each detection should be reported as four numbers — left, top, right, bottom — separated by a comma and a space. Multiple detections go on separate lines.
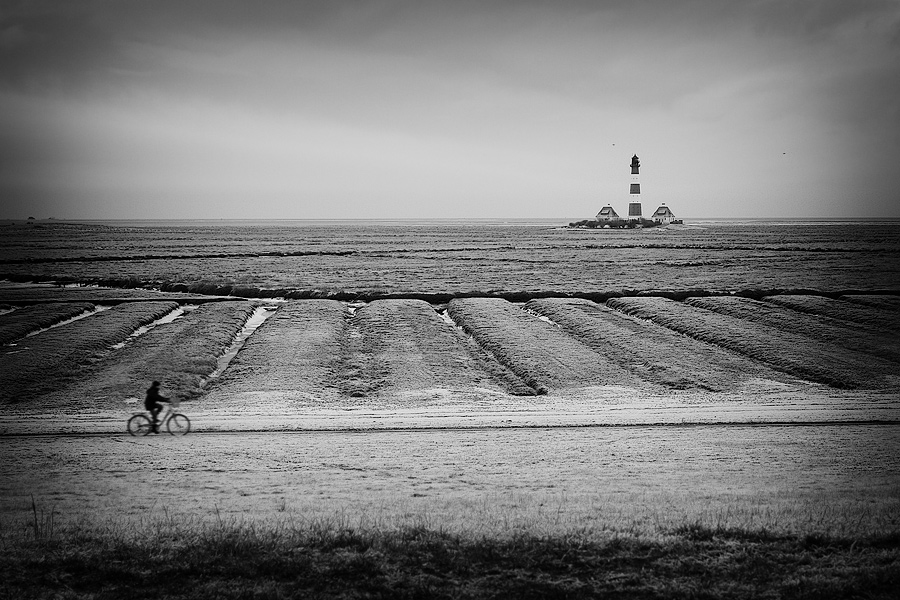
0, 1, 117, 88
5, 0, 897, 95
0, 0, 306, 90
748, 0, 900, 41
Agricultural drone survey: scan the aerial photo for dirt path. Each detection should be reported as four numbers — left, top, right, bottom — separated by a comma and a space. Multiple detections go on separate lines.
4, 425, 898, 537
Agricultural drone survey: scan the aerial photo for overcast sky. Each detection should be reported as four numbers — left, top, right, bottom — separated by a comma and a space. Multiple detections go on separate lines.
1, 0, 898, 220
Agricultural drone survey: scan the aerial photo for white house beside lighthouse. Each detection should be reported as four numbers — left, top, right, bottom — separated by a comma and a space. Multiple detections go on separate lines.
595, 204, 620, 222
651, 203, 678, 224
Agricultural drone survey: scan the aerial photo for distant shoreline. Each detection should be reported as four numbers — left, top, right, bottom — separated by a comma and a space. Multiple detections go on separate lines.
4, 217, 899, 228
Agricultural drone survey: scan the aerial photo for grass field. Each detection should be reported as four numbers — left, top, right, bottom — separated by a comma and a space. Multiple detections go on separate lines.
3, 220, 899, 295
686, 296, 900, 364
2, 291, 898, 414
841, 294, 900, 311
30, 301, 260, 411
2, 220, 899, 597
606, 296, 899, 389
346, 299, 526, 399
526, 298, 798, 391
447, 298, 640, 394
0, 302, 95, 345
0, 301, 179, 402
765, 294, 900, 334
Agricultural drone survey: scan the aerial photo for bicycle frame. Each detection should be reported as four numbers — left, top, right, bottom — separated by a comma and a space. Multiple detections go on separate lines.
153, 401, 178, 424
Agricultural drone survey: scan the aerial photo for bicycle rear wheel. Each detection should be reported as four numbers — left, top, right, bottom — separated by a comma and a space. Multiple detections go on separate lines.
127, 414, 153, 436
167, 413, 191, 436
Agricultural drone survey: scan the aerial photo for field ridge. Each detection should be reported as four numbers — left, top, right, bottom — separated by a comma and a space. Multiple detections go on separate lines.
606, 297, 898, 389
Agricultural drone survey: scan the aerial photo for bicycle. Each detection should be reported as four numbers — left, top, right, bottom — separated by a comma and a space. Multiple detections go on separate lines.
127, 399, 191, 436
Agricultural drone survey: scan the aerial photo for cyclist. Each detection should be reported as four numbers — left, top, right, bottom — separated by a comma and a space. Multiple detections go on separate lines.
145, 381, 170, 433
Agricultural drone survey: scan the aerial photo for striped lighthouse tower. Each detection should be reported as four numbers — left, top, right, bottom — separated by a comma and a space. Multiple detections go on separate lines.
627, 154, 642, 221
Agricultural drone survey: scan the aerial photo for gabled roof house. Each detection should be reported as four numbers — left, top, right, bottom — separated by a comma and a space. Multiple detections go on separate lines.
595, 205, 620, 221
651, 204, 677, 224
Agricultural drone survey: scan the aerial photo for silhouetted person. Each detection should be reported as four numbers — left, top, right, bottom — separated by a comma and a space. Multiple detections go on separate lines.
145, 381, 170, 433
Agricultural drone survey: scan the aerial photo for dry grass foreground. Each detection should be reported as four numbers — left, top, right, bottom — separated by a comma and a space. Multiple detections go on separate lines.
3, 518, 898, 599
5, 423, 900, 598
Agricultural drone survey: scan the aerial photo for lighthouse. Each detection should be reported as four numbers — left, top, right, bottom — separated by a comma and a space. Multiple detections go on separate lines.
627, 154, 642, 221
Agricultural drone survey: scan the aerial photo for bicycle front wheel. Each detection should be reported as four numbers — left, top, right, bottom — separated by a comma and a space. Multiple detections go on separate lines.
167, 413, 191, 436
127, 414, 153, 436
